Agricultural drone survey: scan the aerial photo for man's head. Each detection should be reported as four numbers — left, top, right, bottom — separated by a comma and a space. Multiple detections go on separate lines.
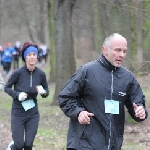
5, 42, 11, 48
102, 33, 127, 67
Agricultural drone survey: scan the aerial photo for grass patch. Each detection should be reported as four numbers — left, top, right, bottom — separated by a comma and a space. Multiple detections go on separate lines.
122, 142, 142, 149
34, 83, 69, 150
1, 63, 150, 149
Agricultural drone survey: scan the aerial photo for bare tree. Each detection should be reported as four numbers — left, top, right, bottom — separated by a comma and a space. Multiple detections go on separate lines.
52, 0, 76, 105
18, 0, 49, 44
19, 0, 35, 42
120, 0, 132, 70
135, 0, 143, 70
48, 0, 56, 83
73, 0, 96, 68
38, 0, 47, 44
98, 0, 112, 37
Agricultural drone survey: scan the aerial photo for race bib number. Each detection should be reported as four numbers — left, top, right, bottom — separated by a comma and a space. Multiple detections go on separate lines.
21, 99, 35, 111
104, 99, 119, 114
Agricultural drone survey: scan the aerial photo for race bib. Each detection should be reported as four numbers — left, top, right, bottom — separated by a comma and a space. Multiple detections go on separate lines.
21, 99, 35, 111
104, 99, 119, 114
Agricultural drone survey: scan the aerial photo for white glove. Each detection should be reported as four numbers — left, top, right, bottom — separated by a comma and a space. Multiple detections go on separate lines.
18, 92, 27, 101
37, 85, 46, 94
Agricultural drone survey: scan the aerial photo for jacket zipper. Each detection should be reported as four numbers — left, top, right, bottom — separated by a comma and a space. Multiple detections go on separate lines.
108, 70, 114, 150
30, 72, 33, 87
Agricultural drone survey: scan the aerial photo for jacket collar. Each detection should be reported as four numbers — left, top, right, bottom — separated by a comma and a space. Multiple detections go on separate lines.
98, 54, 119, 71
24, 65, 37, 73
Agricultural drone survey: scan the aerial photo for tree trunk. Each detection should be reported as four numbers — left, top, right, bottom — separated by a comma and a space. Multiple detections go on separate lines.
121, 0, 132, 70
19, 0, 35, 42
52, 0, 76, 105
48, 0, 56, 83
38, 0, 46, 43
73, 0, 96, 68
99, 0, 112, 37
135, 0, 143, 70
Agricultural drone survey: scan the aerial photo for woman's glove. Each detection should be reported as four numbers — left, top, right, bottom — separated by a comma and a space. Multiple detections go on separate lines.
18, 92, 27, 101
36, 85, 46, 94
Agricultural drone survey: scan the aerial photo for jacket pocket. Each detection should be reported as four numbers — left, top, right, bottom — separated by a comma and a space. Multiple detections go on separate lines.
79, 117, 107, 149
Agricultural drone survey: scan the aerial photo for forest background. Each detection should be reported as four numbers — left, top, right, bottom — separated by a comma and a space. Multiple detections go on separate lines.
1, 0, 150, 104
0, 0, 150, 149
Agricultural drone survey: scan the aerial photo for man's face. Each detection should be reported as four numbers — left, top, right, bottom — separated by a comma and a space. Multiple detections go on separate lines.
103, 37, 127, 67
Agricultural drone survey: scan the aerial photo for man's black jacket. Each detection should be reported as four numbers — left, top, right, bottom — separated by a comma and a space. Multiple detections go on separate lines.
58, 55, 148, 150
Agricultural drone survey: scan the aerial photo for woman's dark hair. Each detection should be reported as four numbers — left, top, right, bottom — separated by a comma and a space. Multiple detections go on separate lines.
21, 42, 39, 62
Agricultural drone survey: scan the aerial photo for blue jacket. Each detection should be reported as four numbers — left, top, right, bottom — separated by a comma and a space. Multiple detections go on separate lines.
58, 54, 148, 150
3, 47, 14, 62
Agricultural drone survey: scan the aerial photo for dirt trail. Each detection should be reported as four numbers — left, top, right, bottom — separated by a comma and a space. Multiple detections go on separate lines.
0, 123, 12, 150
0, 66, 150, 150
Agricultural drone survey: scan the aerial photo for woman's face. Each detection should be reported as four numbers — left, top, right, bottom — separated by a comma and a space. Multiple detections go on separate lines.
25, 52, 37, 66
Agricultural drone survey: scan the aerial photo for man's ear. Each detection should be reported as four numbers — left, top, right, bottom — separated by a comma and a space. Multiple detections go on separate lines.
102, 46, 107, 56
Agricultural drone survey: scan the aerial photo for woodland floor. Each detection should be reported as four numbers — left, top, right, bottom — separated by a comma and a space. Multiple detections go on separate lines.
0, 63, 150, 150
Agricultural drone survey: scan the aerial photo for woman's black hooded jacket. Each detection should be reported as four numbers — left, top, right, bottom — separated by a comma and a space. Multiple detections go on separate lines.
4, 65, 49, 109
58, 54, 148, 150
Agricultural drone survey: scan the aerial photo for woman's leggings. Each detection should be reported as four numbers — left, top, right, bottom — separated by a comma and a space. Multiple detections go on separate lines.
11, 107, 39, 150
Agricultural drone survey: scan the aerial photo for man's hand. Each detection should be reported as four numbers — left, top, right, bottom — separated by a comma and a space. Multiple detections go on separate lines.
78, 111, 94, 124
133, 103, 146, 119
